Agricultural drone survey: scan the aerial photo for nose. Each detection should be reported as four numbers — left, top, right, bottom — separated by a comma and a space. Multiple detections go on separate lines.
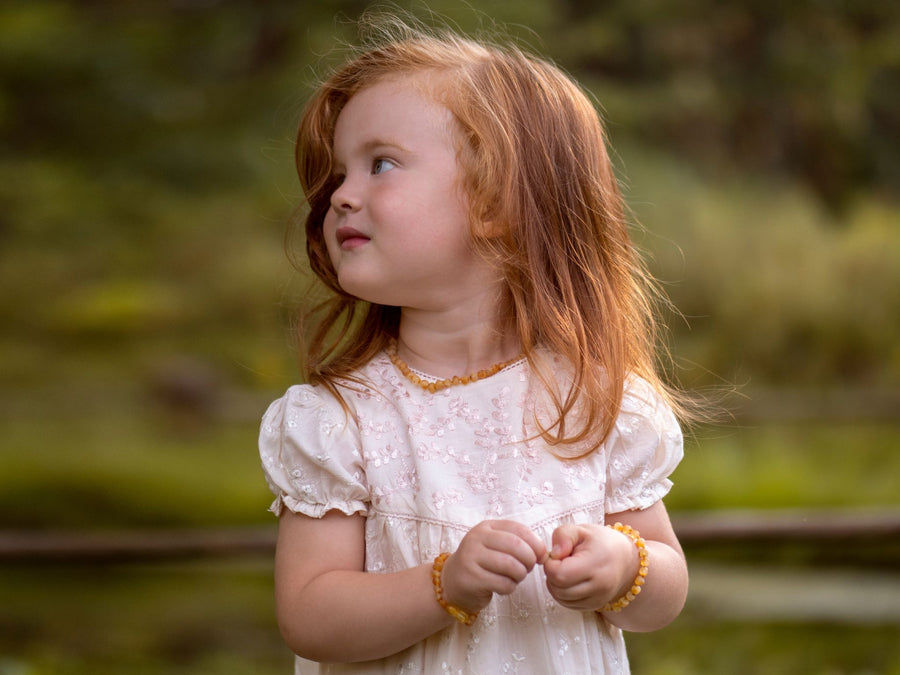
330, 176, 361, 213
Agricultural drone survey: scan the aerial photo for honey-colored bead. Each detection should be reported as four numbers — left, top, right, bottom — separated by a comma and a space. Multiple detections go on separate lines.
387, 339, 524, 394
597, 523, 650, 614
432, 553, 478, 626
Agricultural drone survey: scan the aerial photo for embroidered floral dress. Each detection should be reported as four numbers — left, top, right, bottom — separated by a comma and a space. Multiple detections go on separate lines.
259, 351, 683, 675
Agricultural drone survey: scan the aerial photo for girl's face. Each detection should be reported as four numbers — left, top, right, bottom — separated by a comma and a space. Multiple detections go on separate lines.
323, 76, 497, 311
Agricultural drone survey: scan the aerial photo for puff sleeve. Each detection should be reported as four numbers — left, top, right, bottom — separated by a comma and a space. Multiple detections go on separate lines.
258, 384, 369, 518
604, 377, 684, 513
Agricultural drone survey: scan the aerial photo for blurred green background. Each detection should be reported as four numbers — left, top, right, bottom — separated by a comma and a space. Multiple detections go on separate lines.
1, 1, 898, 673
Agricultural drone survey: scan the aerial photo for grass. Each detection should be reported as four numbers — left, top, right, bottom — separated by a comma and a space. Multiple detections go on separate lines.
0, 560, 289, 675
669, 421, 900, 511
2, 397, 896, 532
1, 5, 896, 670
1, 387, 895, 672
628, 620, 900, 675
1, 559, 897, 675
0, 387, 897, 673
0, 410, 275, 531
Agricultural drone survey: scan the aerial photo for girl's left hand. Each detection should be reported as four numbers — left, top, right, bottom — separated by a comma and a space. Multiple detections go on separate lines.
543, 523, 638, 611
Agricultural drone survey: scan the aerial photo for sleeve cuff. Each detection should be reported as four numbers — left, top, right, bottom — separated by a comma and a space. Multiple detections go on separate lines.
269, 493, 369, 519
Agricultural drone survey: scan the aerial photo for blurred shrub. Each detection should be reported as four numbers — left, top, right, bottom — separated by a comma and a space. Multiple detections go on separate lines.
49, 280, 186, 338
553, 0, 900, 212
0, 0, 897, 394
623, 143, 900, 387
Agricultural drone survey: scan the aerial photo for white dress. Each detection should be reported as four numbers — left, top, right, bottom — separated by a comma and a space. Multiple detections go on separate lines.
259, 350, 683, 675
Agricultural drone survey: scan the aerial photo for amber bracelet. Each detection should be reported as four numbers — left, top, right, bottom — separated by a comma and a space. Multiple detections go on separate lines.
432, 553, 478, 625
597, 523, 649, 613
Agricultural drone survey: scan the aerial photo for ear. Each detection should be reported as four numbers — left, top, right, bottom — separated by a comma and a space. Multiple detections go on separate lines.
474, 219, 506, 239
471, 204, 507, 239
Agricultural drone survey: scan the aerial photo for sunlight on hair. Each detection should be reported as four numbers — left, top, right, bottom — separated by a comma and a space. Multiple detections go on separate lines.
289, 9, 709, 453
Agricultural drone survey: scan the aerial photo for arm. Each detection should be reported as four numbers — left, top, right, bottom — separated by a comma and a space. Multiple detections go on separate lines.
274, 509, 447, 662
274, 510, 547, 662
543, 500, 688, 632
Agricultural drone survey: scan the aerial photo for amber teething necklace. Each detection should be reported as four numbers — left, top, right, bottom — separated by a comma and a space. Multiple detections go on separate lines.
386, 338, 524, 393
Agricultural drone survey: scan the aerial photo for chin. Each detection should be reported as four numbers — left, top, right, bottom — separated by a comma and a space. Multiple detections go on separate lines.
337, 279, 390, 306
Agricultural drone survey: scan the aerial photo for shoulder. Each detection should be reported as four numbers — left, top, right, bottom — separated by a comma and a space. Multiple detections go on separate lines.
622, 374, 669, 412
616, 374, 682, 440
603, 375, 684, 511
259, 383, 371, 518
261, 352, 402, 431
261, 383, 349, 436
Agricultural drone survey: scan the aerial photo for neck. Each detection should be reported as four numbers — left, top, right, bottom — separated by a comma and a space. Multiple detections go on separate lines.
397, 300, 519, 379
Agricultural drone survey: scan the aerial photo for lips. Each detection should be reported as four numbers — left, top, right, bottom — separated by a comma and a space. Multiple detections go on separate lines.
335, 226, 371, 250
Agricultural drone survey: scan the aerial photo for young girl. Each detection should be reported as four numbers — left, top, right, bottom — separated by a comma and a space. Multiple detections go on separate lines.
260, 15, 689, 674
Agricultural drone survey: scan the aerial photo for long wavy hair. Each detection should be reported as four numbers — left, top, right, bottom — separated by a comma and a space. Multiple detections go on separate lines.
291, 15, 685, 453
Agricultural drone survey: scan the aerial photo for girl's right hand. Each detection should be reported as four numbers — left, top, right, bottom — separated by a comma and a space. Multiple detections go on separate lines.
440, 520, 548, 613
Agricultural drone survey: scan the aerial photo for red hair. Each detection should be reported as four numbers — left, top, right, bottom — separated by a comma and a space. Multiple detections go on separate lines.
292, 16, 682, 453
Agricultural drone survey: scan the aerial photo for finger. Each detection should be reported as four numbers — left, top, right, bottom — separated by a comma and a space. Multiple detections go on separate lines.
545, 558, 599, 606
543, 553, 590, 589
498, 520, 549, 563
449, 546, 530, 599
549, 524, 584, 561
546, 577, 595, 604
486, 521, 548, 568
480, 548, 531, 588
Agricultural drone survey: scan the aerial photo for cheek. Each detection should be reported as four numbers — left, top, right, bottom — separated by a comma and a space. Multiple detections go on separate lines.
433, 195, 474, 249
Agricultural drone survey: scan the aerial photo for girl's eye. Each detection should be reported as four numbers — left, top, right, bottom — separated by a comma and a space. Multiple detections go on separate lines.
372, 158, 396, 175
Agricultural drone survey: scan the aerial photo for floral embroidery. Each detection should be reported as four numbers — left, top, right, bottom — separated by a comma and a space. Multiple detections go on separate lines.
432, 488, 465, 509
259, 354, 683, 674
520, 481, 555, 506
461, 468, 500, 494
500, 652, 527, 673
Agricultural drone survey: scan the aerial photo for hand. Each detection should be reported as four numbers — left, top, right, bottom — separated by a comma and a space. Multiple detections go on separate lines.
441, 520, 548, 613
543, 523, 638, 611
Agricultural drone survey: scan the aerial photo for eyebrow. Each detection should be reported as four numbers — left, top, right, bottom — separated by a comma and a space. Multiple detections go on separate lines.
359, 138, 411, 155
332, 138, 412, 168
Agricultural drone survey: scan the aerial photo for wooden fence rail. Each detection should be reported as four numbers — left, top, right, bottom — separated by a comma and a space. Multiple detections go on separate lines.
1, 508, 898, 564
673, 508, 900, 542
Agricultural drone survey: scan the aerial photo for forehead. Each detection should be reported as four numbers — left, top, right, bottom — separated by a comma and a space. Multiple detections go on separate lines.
332, 75, 456, 150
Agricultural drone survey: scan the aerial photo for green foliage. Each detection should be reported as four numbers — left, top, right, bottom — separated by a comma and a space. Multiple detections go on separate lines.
1, 0, 897, 394
629, 620, 900, 675
549, 0, 900, 211
1, 561, 898, 674
0, 562, 288, 674
1, 4, 896, 672
1, 401, 895, 531
0, 411, 275, 530
621, 142, 900, 387
668, 422, 899, 511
